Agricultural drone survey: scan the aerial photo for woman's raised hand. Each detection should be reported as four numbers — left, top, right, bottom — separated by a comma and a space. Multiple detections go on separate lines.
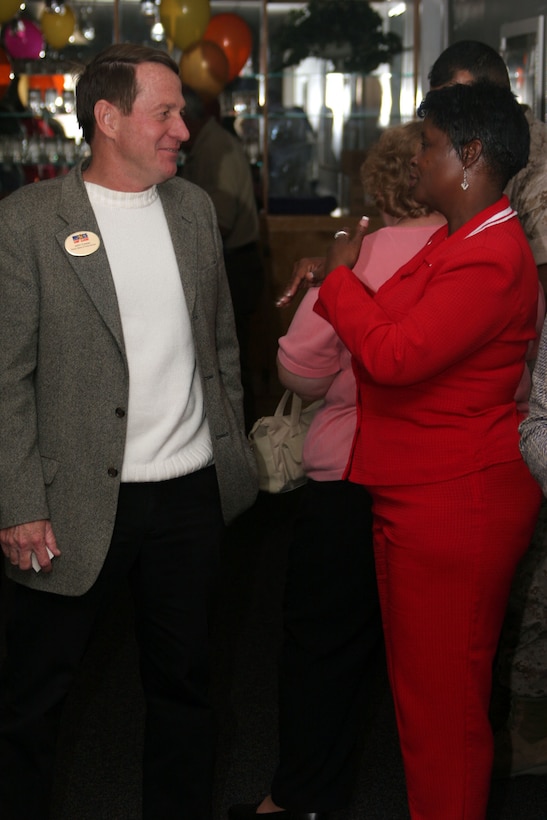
275, 217, 370, 308
324, 216, 370, 278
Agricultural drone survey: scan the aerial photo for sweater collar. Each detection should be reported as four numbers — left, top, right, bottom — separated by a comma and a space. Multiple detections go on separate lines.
84, 181, 159, 209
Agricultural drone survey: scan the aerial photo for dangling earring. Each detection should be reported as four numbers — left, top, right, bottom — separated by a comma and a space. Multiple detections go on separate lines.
461, 166, 469, 191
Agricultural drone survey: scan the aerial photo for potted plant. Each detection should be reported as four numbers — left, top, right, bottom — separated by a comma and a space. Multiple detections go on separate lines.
271, 0, 403, 74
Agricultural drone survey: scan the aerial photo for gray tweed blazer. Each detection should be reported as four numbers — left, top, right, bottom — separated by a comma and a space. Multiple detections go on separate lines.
0, 162, 257, 595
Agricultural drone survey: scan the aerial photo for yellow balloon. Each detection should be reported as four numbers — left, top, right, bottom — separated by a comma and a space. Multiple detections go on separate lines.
179, 40, 229, 99
40, 4, 75, 50
160, 0, 210, 51
0, 0, 21, 25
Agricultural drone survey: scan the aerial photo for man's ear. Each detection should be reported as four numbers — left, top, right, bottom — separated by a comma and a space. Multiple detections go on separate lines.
93, 99, 119, 138
461, 138, 483, 169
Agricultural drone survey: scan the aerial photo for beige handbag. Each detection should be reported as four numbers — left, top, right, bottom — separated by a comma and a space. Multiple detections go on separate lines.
248, 390, 323, 493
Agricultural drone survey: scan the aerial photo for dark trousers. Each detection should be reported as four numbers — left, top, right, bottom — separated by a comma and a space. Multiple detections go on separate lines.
271, 479, 382, 812
0, 467, 223, 820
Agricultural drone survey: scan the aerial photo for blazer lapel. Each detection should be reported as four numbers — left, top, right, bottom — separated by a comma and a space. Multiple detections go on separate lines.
159, 181, 198, 316
54, 170, 201, 353
55, 166, 125, 353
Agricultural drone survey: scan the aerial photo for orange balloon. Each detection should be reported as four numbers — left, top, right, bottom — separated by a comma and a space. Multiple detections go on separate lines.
28, 74, 65, 97
204, 13, 252, 82
179, 40, 229, 99
159, 0, 210, 51
0, 0, 21, 25
40, 4, 75, 50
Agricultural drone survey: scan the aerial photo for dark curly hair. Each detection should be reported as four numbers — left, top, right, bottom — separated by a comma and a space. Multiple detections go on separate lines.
417, 81, 529, 188
360, 121, 431, 219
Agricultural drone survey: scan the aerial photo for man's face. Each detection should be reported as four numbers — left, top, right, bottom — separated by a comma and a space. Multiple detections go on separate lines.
112, 61, 190, 190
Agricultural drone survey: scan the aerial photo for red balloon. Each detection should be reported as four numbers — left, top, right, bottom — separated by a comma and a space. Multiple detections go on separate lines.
180, 40, 229, 99
0, 48, 11, 102
204, 13, 252, 82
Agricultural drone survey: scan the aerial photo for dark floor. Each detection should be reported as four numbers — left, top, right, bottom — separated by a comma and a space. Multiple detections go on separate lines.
1, 488, 547, 819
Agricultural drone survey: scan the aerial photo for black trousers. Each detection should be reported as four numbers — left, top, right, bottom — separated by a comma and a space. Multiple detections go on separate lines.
270, 479, 382, 812
0, 467, 223, 820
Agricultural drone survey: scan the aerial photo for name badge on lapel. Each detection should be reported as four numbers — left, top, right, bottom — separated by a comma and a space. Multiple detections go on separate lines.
65, 231, 101, 257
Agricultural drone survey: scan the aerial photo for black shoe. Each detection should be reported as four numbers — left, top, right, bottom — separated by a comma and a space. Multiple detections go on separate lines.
228, 804, 330, 820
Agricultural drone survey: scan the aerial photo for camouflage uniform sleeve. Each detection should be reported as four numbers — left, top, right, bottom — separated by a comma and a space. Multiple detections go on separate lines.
505, 111, 547, 267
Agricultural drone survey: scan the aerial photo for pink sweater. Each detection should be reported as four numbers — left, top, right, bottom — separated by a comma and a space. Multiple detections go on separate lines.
278, 223, 441, 481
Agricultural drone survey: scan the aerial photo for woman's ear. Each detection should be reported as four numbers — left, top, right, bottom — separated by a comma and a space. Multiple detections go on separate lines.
93, 99, 119, 139
461, 138, 483, 169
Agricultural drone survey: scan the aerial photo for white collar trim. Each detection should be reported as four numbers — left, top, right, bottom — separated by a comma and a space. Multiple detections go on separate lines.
464, 205, 517, 239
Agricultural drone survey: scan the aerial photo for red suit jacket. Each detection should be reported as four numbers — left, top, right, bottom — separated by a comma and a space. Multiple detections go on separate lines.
315, 196, 539, 486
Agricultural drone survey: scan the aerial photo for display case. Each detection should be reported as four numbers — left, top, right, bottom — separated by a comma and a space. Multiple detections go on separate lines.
501, 15, 545, 121
0, 1, 419, 209
0, 71, 88, 197
219, 0, 416, 217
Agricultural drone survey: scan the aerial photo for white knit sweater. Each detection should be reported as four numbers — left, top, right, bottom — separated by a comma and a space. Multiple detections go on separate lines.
85, 182, 213, 482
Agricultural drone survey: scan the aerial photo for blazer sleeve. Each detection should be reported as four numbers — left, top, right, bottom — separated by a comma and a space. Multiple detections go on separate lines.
208, 198, 247, 430
0, 202, 50, 528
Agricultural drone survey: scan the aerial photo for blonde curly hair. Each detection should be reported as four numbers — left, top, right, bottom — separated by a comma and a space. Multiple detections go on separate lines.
360, 120, 431, 219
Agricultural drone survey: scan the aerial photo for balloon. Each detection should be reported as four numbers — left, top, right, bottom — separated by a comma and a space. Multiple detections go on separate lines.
179, 40, 229, 99
0, 48, 12, 102
204, 13, 252, 82
4, 19, 44, 61
40, 4, 76, 50
28, 74, 65, 97
0, 0, 21, 25
159, 0, 210, 52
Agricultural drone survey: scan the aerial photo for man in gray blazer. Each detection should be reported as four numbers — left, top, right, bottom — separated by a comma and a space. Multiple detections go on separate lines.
0, 43, 257, 820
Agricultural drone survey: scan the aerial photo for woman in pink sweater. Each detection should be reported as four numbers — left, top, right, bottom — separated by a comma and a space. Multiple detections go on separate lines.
230, 122, 445, 820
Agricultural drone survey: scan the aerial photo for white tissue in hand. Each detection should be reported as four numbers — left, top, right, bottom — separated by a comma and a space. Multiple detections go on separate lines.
31, 548, 55, 573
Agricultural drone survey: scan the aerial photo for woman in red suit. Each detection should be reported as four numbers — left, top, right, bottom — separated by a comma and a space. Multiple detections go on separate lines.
314, 81, 543, 820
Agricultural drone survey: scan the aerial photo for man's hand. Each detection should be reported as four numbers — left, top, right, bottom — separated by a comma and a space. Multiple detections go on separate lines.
0, 520, 60, 573
275, 257, 325, 308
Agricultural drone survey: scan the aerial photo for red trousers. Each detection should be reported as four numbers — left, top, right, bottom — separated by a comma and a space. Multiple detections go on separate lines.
369, 459, 542, 820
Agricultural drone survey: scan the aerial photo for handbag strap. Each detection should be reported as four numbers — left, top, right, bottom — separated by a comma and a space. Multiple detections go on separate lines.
273, 389, 291, 417
289, 392, 303, 427
273, 390, 303, 430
